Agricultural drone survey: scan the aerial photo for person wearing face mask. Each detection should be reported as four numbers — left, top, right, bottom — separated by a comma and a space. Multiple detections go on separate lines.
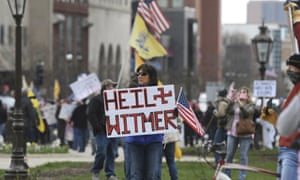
223, 86, 256, 180
276, 54, 300, 180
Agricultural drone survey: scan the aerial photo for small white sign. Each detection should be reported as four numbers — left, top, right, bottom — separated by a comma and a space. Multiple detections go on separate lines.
41, 104, 57, 125
253, 80, 276, 97
104, 85, 177, 138
69, 73, 101, 100
58, 103, 77, 120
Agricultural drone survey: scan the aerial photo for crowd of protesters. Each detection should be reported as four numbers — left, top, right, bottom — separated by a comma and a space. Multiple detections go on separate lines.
0, 58, 298, 180
0, 85, 89, 150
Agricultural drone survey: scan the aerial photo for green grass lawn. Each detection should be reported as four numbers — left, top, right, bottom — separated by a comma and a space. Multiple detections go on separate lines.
0, 147, 278, 180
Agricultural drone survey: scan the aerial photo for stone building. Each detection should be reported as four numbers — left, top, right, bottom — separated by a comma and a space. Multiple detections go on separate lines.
0, 0, 90, 98
88, 0, 132, 88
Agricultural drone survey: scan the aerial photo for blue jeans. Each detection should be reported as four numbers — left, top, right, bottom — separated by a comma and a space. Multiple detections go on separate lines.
123, 141, 133, 180
128, 142, 162, 180
72, 127, 87, 152
213, 127, 227, 164
91, 134, 118, 177
0, 123, 5, 136
224, 135, 252, 180
163, 142, 178, 180
277, 146, 298, 180
89, 130, 96, 154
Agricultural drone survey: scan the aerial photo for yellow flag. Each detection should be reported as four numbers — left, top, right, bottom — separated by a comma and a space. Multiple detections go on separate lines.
53, 79, 61, 101
27, 84, 45, 133
135, 53, 145, 71
174, 142, 182, 160
158, 80, 163, 86
130, 14, 167, 60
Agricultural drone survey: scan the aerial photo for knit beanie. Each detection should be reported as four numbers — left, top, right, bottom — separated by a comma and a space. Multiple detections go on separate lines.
287, 54, 300, 69
218, 89, 227, 98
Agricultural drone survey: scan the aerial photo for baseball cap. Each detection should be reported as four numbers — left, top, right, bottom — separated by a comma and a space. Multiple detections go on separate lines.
102, 79, 117, 87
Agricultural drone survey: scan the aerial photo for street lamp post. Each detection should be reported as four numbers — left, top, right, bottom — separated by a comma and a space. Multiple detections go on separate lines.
252, 22, 273, 105
251, 22, 273, 150
5, 0, 28, 179
251, 22, 273, 80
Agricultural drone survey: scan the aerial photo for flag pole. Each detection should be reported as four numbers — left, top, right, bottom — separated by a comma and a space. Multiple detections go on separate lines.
177, 87, 183, 103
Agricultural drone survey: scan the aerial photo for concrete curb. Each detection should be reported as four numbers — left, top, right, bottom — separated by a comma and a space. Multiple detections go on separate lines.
0, 146, 212, 169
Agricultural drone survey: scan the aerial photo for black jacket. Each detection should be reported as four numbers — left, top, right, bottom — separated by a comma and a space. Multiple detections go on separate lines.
21, 95, 37, 128
0, 102, 7, 124
87, 94, 106, 136
71, 103, 87, 129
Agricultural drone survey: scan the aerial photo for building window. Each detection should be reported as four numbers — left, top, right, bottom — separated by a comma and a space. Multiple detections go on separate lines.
66, 16, 73, 53
58, 22, 65, 53
8, 26, 13, 46
115, 45, 121, 79
107, 45, 113, 65
158, 0, 168, 8
172, 0, 183, 8
99, 44, 105, 66
0, 25, 4, 45
76, 17, 83, 60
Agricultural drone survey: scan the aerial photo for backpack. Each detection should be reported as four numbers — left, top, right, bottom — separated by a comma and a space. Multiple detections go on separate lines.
214, 99, 229, 127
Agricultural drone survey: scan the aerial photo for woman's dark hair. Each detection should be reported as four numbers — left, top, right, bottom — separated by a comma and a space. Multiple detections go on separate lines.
136, 64, 158, 86
129, 75, 138, 88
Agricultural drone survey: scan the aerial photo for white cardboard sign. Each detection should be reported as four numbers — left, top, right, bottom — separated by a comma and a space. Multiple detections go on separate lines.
58, 103, 77, 120
253, 80, 276, 97
69, 73, 101, 100
104, 85, 177, 138
41, 104, 57, 125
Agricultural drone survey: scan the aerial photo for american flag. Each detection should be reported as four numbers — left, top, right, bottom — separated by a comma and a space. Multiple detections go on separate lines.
265, 67, 278, 78
137, 0, 170, 38
176, 88, 205, 137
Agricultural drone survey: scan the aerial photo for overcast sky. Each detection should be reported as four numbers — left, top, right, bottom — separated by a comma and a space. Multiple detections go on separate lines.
221, 0, 250, 24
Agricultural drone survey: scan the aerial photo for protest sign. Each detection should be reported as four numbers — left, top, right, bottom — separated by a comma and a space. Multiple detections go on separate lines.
253, 80, 276, 97
41, 104, 57, 125
104, 85, 177, 138
69, 73, 101, 100
58, 103, 77, 120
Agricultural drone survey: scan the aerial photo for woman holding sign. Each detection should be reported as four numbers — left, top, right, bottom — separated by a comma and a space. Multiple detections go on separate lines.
125, 64, 163, 180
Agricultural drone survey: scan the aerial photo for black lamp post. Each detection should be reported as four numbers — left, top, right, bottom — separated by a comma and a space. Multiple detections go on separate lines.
251, 22, 273, 80
5, 0, 28, 179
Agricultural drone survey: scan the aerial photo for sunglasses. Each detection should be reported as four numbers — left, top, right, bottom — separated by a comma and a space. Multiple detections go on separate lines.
136, 72, 148, 77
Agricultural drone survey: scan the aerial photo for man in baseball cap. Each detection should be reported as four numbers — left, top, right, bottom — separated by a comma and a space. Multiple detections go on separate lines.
88, 78, 118, 180
101, 79, 117, 88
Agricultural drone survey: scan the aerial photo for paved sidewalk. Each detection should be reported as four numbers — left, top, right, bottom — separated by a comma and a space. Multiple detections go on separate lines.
0, 146, 210, 170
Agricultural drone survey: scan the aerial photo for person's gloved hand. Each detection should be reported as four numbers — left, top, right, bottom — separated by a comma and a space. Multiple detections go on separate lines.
174, 108, 178, 117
